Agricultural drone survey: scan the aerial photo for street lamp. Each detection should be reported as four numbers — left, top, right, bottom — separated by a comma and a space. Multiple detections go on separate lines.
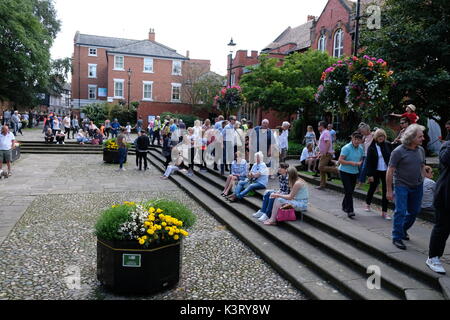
127, 67, 132, 110
227, 38, 236, 87
353, 0, 361, 56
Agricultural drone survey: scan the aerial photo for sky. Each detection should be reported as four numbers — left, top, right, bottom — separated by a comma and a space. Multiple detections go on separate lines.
50, 0, 329, 76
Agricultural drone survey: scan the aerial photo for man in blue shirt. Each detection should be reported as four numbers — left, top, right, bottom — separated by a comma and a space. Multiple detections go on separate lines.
111, 119, 121, 138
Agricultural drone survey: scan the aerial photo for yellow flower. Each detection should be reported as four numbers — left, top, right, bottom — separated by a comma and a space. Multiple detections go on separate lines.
147, 229, 154, 235
173, 235, 179, 240
159, 214, 165, 219
161, 222, 167, 227
112, 204, 119, 208
142, 236, 148, 240
156, 208, 163, 213
168, 231, 174, 236
144, 221, 151, 227
139, 239, 145, 245
149, 207, 155, 213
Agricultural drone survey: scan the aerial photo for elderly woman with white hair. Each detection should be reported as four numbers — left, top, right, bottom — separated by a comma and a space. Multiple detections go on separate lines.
279, 121, 290, 163
227, 151, 268, 202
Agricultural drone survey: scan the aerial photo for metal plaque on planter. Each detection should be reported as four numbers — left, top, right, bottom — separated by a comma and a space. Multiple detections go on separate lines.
122, 254, 141, 268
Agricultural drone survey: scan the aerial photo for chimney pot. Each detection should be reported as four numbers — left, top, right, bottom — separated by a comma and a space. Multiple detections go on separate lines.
307, 15, 315, 22
148, 28, 155, 41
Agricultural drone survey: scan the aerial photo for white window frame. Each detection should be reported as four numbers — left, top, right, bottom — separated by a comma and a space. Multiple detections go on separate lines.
114, 55, 125, 70
318, 35, 326, 52
333, 29, 344, 57
171, 83, 181, 102
88, 47, 97, 56
88, 64, 97, 78
172, 60, 182, 75
143, 58, 154, 73
114, 79, 125, 99
88, 85, 97, 100
142, 81, 153, 101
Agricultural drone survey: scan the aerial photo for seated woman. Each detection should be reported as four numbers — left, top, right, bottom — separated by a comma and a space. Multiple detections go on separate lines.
160, 151, 188, 180
221, 151, 248, 197
253, 163, 290, 222
300, 143, 317, 172
75, 129, 89, 144
227, 151, 268, 202
264, 167, 309, 225
91, 129, 104, 145
55, 131, 66, 144
44, 128, 54, 143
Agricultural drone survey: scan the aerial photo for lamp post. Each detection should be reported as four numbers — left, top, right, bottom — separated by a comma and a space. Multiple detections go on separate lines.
127, 67, 132, 110
353, 0, 361, 56
227, 38, 236, 87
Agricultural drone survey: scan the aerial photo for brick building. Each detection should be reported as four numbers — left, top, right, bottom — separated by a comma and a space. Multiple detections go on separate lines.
71, 29, 211, 126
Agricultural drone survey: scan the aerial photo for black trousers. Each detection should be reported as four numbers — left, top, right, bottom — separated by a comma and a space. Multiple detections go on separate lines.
429, 207, 450, 258
152, 130, 160, 145
340, 170, 358, 213
366, 170, 388, 212
137, 151, 148, 170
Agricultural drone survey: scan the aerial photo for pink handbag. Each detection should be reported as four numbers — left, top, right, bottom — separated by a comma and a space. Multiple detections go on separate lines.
276, 208, 297, 222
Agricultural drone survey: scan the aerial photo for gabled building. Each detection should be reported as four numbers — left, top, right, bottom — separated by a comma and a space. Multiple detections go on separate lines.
71, 29, 211, 125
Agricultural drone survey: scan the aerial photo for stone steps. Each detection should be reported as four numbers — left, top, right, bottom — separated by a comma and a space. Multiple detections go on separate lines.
146, 148, 448, 300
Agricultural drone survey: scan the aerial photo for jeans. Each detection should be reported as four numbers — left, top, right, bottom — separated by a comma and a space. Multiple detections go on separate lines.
340, 170, 358, 213
358, 156, 368, 183
234, 180, 265, 199
429, 206, 450, 258
261, 190, 276, 218
118, 147, 127, 169
392, 184, 424, 241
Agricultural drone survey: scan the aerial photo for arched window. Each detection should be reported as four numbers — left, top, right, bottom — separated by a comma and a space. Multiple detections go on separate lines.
318, 34, 326, 52
333, 29, 344, 57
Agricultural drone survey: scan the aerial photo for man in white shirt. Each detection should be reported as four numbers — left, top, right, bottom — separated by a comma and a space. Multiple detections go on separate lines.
279, 121, 290, 163
0, 125, 16, 176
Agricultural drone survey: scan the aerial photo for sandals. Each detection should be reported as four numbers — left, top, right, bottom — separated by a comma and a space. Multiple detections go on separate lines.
263, 220, 277, 226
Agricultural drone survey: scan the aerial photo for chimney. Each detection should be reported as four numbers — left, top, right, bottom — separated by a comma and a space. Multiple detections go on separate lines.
307, 15, 315, 22
148, 28, 155, 41
186, 50, 190, 58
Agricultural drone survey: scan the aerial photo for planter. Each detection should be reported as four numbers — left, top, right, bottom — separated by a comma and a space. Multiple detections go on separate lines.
97, 238, 182, 294
103, 149, 126, 164
2, 147, 20, 163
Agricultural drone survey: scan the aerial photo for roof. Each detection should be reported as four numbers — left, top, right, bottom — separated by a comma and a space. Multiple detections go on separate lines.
262, 19, 315, 53
74, 32, 188, 60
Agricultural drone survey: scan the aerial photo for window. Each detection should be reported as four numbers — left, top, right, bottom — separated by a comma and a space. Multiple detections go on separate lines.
142, 81, 153, 100
318, 34, 326, 52
143, 58, 153, 73
333, 29, 344, 57
114, 79, 124, 98
171, 83, 181, 102
231, 73, 236, 86
88, 85, 97, 100
88, 64, 97, 78
114, 55, 124, 70
89, 48, 97, 56
172, 60, 182, 75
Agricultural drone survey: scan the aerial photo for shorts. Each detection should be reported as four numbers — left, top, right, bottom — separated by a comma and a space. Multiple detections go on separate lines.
0, 149, 12, 162
277, 198, 308, 211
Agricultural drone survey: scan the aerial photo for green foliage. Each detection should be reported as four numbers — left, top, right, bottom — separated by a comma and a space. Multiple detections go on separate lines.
333, 139, 349, 156
288, 140, 304, 156
215, 86, 244, 116
160, 112, 199, 128
144, 199, 196, 229
360, 0, 450, 128
47, 57, 72, 95
94, 205, 134, 241
82, 102, 137, 127
290, 119, 304, 142
0, 0, 60, 106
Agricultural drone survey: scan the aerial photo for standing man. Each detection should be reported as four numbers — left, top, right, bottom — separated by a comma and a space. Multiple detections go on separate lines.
316, 121, 338, 190
63, 114, 71, 139
11, 111, 21, 136
327, 123, 337, 145
152, 116, 161, 146
0, 125, 16, 177
387, 124, 426, 250
279, 121, 290, 164
250, 119, 273, 169
135, 116, 144, 134
3, 109, 11, 126
136, 130, 150, 171
221, 116, 236, 175
426, 140, 450, 274
111, 119, 121, 139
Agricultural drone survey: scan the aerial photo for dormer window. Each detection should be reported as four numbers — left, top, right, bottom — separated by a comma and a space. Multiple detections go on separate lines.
88, 48, 97, 56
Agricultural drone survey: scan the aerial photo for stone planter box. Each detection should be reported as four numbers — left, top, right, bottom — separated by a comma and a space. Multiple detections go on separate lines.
2, 146, 20, 163
103, 149, 126, 164
96, 238, 182, 294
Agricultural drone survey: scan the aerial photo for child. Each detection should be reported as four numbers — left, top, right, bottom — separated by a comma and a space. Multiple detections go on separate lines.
421, 166, 436, 216
391, 104, 419, 124
125, 122, 132, 142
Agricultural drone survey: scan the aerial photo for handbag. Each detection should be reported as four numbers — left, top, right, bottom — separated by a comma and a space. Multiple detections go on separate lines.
276, 207, 297, 222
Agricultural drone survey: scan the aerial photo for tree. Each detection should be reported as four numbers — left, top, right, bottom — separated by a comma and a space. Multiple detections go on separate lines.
240, 49, 336, 130
0, 0, 60, 106
360, 0, 450, 129
47, 57, 72, 95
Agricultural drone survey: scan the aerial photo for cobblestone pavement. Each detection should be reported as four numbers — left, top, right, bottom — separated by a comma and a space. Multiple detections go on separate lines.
0, 154, 307, 300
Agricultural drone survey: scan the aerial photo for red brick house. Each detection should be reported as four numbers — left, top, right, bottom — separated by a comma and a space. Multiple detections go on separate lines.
71, 29, 210, 126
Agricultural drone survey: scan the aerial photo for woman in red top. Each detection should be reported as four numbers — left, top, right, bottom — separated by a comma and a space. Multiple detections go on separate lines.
391, 104, 419, 124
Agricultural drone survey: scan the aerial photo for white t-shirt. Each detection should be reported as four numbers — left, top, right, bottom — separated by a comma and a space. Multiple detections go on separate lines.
0, 132, 15, 150
126, 125, 131, 133
279, 130, 289, 149
300, 147, 316, 162
376, 144, 388, 171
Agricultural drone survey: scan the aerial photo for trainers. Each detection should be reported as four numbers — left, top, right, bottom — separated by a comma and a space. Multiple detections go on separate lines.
253, 210, 263, 218
426, 257, 446, 274
258, 213, 269, 222
382, 212, 392, 220
393, 239, 406, 250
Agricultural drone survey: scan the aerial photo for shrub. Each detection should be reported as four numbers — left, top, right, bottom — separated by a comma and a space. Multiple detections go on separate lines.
288, 140, 304, 155
144, 199, 197, 229
160, 112, 199, 128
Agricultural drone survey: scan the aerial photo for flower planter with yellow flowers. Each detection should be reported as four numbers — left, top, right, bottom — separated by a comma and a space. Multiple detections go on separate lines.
95, 200, 194, 294
102, 138, 126, 164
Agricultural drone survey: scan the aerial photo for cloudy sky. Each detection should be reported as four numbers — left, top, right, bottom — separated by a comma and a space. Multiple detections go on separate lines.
51, 0, 329, 76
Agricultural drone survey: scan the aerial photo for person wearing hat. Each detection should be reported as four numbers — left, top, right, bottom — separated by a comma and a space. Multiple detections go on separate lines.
241, 118, 248, 132
391, 104, 419, 124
